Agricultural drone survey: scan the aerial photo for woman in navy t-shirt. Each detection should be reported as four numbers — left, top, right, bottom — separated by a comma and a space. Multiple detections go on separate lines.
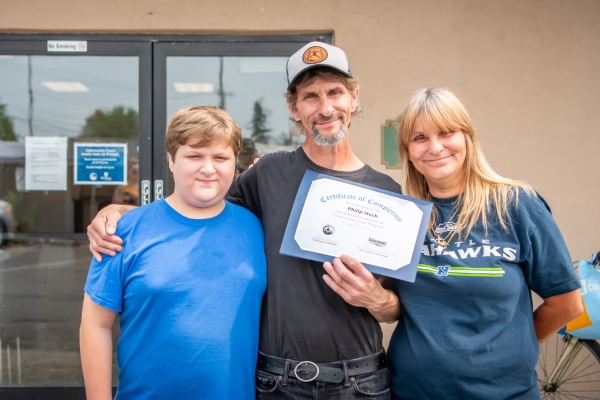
327, 88, 583, 399
390, 88, 583, 399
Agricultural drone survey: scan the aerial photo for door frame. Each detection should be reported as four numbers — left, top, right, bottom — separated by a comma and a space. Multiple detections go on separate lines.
152, 38, 332, 199
0, 33, 330, 203
0, 36, 153, 217
0, 32, 330, 398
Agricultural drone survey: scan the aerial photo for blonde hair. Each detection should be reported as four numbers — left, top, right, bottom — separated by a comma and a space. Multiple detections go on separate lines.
165, 106, 242, 159
398, 88, 534, 237
285, 68, 362, 136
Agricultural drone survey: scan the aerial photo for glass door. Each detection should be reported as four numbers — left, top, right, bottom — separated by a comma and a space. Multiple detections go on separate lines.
0, 34, 327, 398
0, 37, 151, 397
152, 40, 326, 197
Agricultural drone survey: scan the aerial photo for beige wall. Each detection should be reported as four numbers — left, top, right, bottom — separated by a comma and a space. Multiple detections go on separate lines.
2, 0, 599, 257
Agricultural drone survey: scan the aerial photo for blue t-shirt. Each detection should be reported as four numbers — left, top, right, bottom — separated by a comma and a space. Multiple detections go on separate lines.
388, 190, 580, 400
84, 199, 267, 400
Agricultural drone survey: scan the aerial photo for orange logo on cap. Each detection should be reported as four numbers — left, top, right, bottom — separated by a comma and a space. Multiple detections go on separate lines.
302, 46, 328, 64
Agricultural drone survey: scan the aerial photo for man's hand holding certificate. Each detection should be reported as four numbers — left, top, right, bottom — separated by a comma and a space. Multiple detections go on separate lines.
280, 171, 432, 282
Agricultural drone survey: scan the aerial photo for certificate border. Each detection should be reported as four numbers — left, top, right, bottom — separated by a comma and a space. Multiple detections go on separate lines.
280, 170, 432, 282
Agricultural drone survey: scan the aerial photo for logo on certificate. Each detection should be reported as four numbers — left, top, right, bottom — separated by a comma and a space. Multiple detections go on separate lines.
322, 225, 335, 235
368, 237, 387, 247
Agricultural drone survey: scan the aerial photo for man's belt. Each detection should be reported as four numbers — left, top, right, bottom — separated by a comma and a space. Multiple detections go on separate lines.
256, 351, 387, 384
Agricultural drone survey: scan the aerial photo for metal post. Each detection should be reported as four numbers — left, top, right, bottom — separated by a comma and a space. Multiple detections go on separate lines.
0, 338, 3, 385
28, 55, 34, 136
218, 57, 225, 110
90, 185, 97, 222
17, 337, 21, 384
555, 336, 584, 385
7, 344, 11, 384
543, 335, 584, 392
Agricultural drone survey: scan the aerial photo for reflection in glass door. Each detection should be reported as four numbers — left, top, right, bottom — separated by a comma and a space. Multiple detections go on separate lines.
0, 43, 148, 389
165, 56, 304, 195
0, 35, 326, 395
154, 41, 311, 197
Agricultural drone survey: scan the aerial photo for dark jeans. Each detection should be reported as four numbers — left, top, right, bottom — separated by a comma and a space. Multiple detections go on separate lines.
255, 367, 391, 399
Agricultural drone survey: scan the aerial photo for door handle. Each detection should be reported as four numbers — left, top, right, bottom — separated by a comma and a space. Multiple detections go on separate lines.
154, 180, 164, 201
141, 180, 151, 205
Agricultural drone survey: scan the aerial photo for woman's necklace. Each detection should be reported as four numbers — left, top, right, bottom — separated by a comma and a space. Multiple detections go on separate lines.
430, 205, 460, 247
432, 228, 458, 248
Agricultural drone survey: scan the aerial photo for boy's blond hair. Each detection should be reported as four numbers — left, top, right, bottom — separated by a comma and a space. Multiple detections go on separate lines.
165, 106, 242, 159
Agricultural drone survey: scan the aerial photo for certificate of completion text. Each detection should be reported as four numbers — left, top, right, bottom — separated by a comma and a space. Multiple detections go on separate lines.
294, 178, 423, 271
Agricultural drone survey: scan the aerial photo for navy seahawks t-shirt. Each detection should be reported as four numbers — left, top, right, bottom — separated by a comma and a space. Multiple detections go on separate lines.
388, 190, 580, 400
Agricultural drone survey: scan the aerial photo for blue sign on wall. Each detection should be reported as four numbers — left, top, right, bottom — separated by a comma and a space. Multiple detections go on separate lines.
74, 143, 127, 185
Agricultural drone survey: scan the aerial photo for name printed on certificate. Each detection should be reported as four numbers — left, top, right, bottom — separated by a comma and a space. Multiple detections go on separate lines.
294, 177, 423, 271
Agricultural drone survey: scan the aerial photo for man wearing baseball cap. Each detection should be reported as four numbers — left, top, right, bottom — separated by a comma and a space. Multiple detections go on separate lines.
88, 41, 401, 399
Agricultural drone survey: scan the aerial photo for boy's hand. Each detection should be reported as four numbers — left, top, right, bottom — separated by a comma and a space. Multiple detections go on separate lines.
87, 204, 133, 262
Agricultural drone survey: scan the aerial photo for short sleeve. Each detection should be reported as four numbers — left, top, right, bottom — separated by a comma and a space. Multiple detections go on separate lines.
84, 250, 125, 312
518, 195, 580, 299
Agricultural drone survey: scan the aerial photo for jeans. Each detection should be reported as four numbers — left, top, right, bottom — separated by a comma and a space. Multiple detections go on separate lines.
255, 367, 391, 399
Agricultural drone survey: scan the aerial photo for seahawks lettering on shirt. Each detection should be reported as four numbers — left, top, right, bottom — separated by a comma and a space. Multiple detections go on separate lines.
422, 220, 517, 261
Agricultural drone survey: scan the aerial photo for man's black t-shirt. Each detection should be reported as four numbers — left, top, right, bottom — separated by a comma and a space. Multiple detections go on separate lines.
227, 147, 402, 362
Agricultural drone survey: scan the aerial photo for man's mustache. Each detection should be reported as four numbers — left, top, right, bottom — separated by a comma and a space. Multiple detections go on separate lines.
310, 113, 346, 126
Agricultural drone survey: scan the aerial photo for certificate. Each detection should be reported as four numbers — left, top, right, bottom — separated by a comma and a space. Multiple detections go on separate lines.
280, 171, 432, 282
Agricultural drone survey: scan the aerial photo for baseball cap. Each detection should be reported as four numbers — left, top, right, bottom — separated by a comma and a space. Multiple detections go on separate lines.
286, 41, 352, 90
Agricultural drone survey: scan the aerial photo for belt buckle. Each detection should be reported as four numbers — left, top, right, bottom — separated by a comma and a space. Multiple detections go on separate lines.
294, 361, 320, 383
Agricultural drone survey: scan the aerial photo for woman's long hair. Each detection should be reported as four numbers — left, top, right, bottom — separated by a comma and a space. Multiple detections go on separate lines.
398, 88, 534, 238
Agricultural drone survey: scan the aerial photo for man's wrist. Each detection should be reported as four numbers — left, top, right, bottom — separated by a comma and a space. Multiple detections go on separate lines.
369, 289, 400, 323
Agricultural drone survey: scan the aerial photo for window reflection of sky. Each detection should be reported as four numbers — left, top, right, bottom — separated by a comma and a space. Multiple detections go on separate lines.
0, 55, 302, 148
0, 56, 138, 140
167, 57, 295, 144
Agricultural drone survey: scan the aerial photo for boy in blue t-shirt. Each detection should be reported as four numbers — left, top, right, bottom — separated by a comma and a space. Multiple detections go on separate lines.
80, 106, 267, 400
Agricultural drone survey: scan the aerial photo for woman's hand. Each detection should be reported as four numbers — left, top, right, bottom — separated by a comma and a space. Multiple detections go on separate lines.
323, 255, 401, 323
